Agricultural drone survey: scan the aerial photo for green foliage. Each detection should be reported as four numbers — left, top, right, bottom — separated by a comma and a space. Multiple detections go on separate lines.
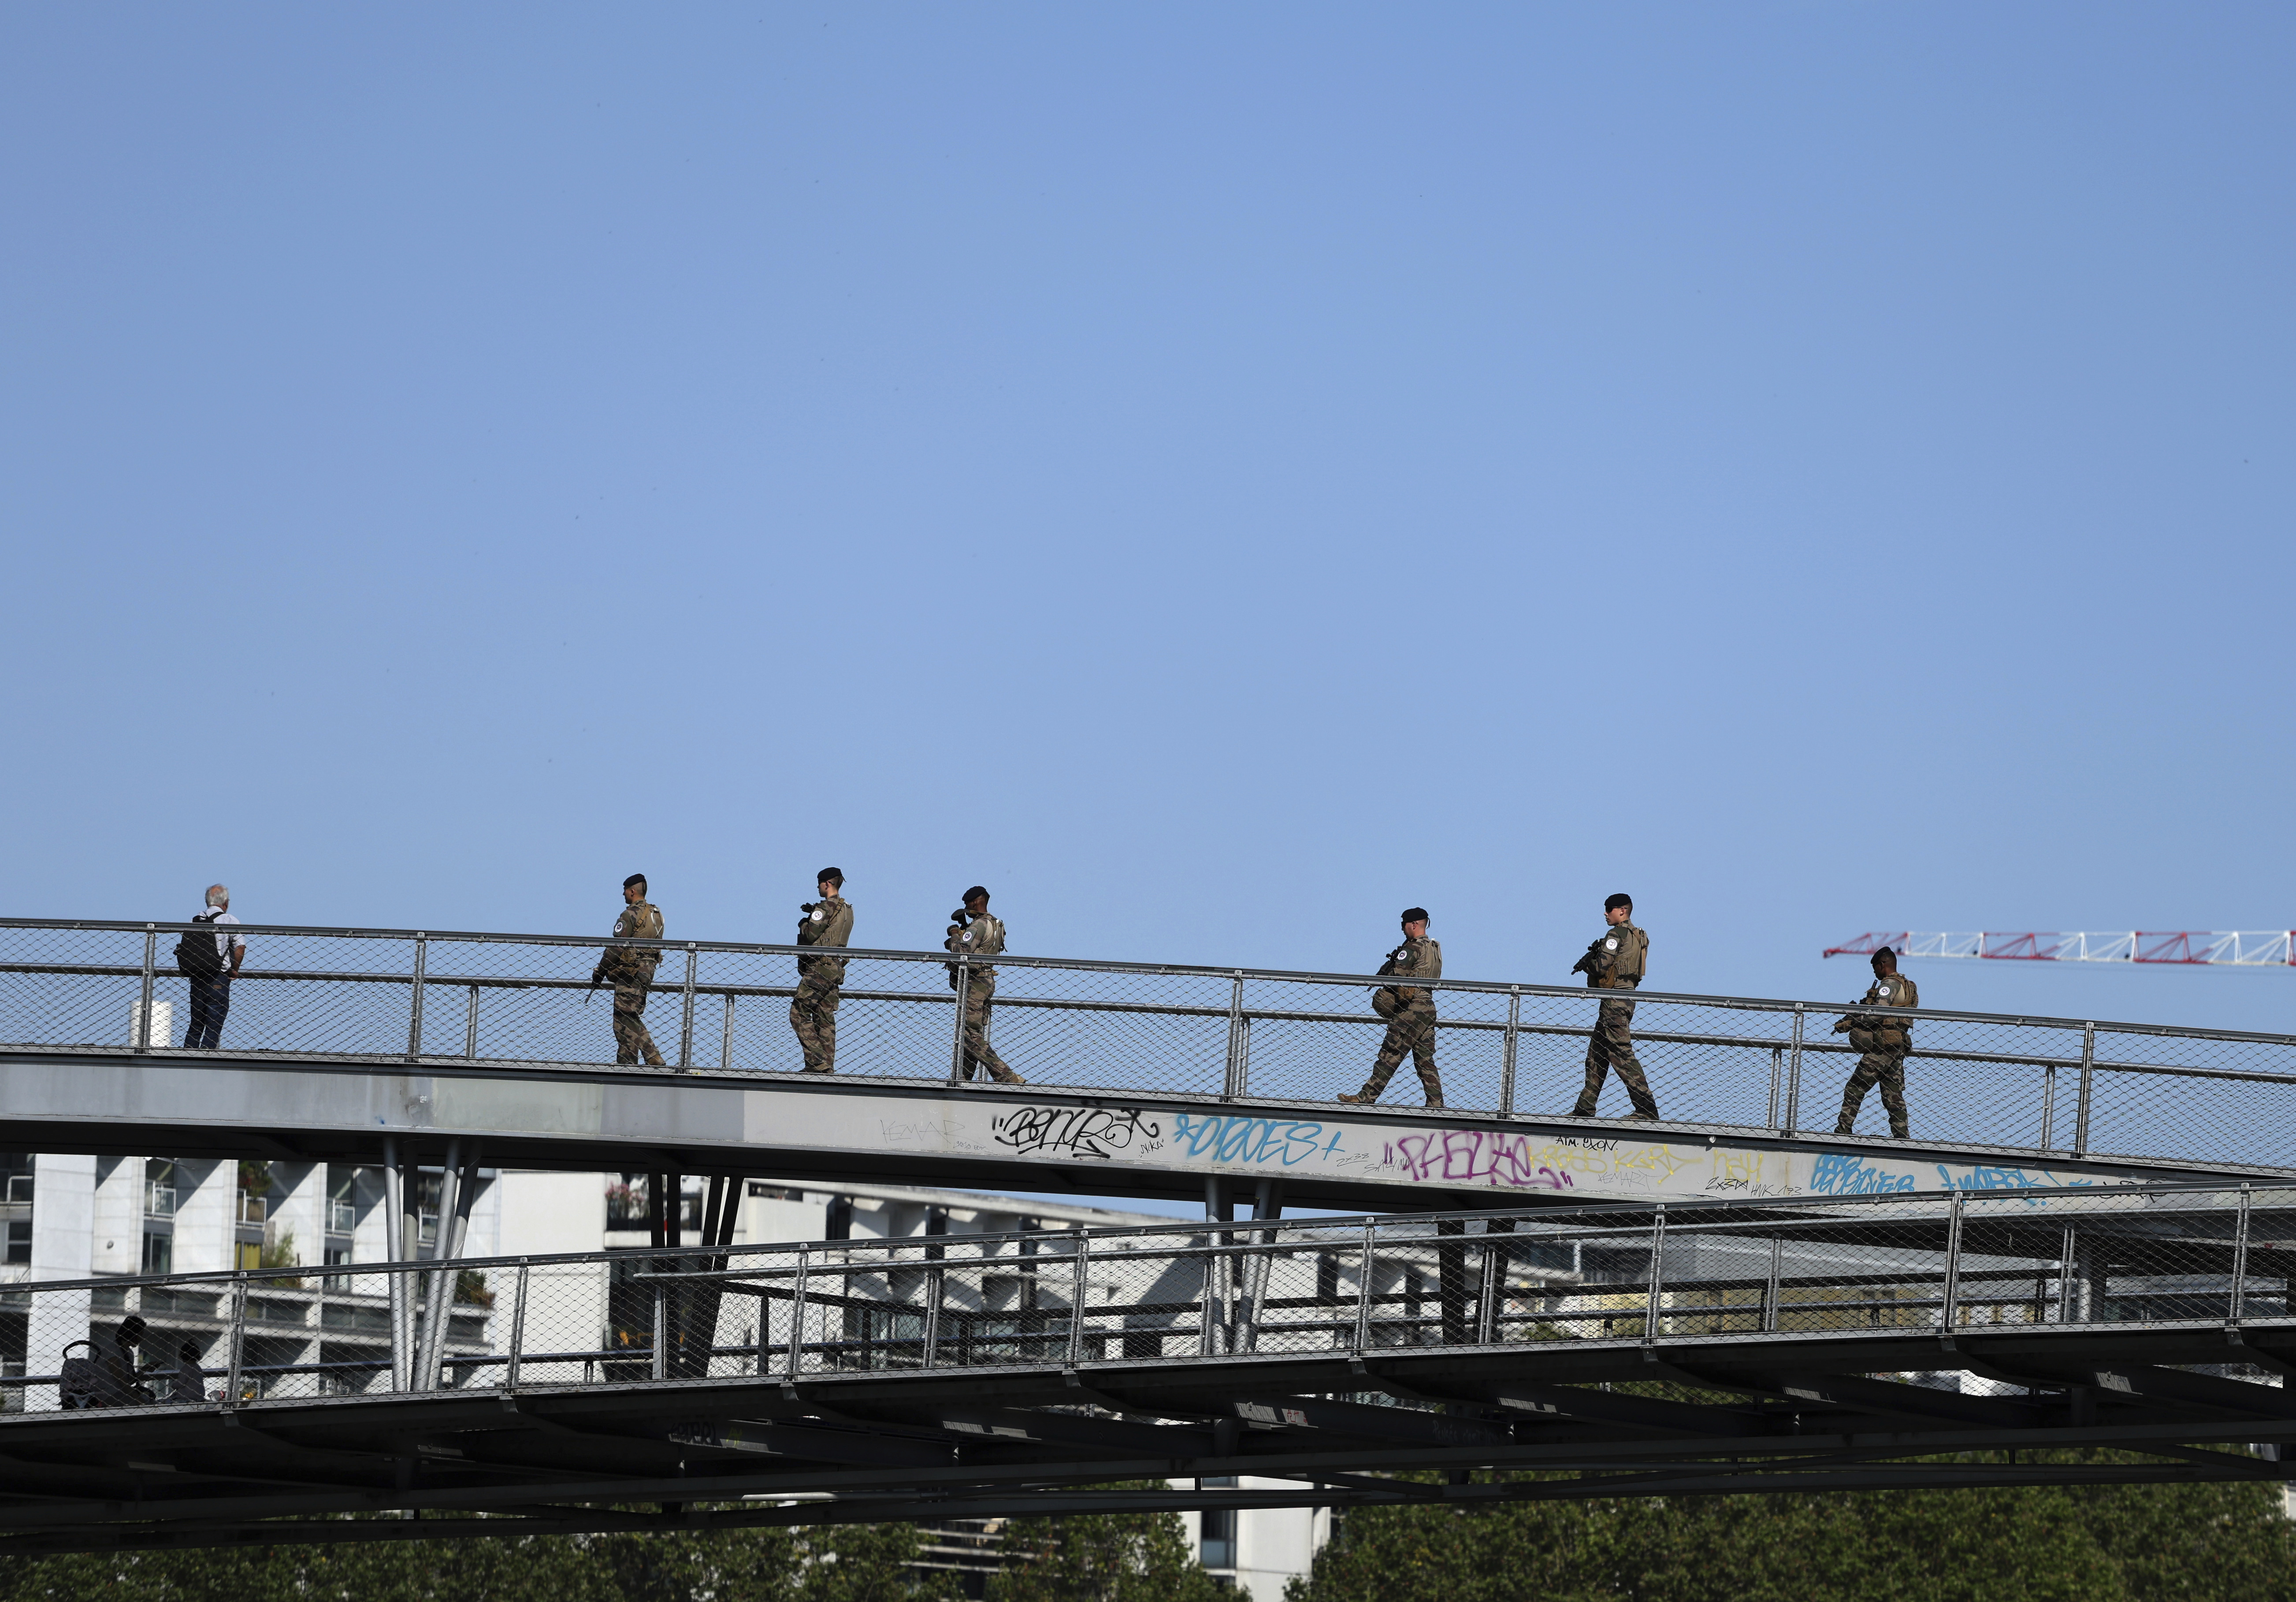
0, 1514, 968, 1602
1283, 1467, 2296, 1602
988, 1487, 1228, 1602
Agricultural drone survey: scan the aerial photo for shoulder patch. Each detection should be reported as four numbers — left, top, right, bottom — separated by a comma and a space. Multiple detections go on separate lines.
1604, 938, 1618, 951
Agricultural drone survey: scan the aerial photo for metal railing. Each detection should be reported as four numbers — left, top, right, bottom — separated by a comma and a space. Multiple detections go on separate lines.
3, 917, 2295, 1171
5, 1183, 2287, 1416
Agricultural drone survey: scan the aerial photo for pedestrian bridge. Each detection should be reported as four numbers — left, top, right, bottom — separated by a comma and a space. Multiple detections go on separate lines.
0, 1184, 2287, 1551
0, 917, 2289, 1212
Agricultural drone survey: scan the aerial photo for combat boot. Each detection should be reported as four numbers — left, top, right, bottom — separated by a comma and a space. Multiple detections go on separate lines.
1337, 1090, 1377, 1105
1889, 1120, 1910, 1139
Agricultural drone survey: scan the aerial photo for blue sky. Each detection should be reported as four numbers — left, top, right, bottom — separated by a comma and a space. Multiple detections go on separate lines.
5, 1, 2290, 1097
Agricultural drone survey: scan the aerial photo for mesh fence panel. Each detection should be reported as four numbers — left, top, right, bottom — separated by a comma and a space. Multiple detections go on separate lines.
10, 921, 2296, 1174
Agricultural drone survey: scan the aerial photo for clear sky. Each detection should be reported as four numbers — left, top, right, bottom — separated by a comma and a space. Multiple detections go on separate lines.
5, 0, 2291, 1137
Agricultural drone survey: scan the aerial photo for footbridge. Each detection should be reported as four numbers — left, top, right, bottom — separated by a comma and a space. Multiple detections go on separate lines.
0, 1184, 2289, 1550
3, 918, 2292, 1212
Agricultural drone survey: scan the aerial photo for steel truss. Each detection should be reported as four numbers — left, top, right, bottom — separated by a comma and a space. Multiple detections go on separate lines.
0, 1184, 2290, 1551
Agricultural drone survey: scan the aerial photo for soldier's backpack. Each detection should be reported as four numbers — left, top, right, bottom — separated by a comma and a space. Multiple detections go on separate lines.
173, 911, 225, 977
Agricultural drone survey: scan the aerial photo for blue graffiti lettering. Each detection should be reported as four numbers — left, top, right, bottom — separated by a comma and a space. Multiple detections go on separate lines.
1809, 1153, 1917, 1196
1935, 1164, 2094, 1195
1170, 1114, 1344, 1167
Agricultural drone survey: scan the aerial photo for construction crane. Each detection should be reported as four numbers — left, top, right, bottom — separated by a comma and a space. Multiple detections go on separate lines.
1824, 931, 2295, 966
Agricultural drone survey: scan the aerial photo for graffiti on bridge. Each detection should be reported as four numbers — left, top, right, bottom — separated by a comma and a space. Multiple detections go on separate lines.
990, 1105, 1161, 1161
1168, 1113, 1344, 1167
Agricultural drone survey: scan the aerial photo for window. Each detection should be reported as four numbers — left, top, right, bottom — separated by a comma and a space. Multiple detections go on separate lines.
325, 1167, 358, 1236
4, 1220, 28, 1266
825, 1196, 853, 1242
144, 1159, 178, 1220
141, 1232, 173, 1276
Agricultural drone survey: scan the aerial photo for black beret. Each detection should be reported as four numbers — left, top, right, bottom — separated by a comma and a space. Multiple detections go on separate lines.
1872, 946, 1896, 961
962, 885, 990, 903
817, 867, 844, 886
624, 874, 647, 890
1401, 907, 1430, 924
1604, 893, 1632, 912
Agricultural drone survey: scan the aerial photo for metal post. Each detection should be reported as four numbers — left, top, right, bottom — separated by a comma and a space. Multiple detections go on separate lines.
1940, 1192, 1968, 1333
1198, 1224, 1225, 1357
2037, 1066, 2056, 1153
1067, 1232, 1089, 1366
416, 1138, 465, 1391
1642, 1208, 1667, 1341
786, 1248, 809, 1378
677, 945, 698, 1070
721, 994, 736, 1072
652, 1287, 668, 1380
1782, 1007, 1805, 1133
407, 935, 428, 1061
423, 1146, 481, 1392
949, 960, 971, 1083
136, 927, 157, 1052
922, 1262, 943, 1368
1352, 1217, 1377, 1354
1222, 974, 1245, 1100
2230, 1185, 2252, 1324
1475, 1217, 1514, 1344
1762, 1234, 1783, 1333
1499, 989, 1521, 1117
2072, 1025, 2095, 1155
223, 1274, 248, 1409
383, 1137, 410, 1393
505, 1262, 529, 1391
2055, 1225, 2077, 1324
1765, 1046, 1782, 1131
464, 985, 480, 1060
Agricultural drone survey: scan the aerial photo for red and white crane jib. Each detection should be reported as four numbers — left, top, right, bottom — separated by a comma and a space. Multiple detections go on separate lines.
1822, 931, 2296, 966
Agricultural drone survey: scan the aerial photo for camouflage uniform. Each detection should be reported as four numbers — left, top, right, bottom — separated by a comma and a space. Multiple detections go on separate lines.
946, 910, 1024, 1085
790, 894, 854, 1072
1347, 936, 1445, 1106
1571, 921, 1657, 1118
1833, 970, 1919, 1138
594, 901, 666, 1066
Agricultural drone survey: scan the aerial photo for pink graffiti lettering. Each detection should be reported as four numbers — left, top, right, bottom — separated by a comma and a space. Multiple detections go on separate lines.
1382, 1130, 1577, 1191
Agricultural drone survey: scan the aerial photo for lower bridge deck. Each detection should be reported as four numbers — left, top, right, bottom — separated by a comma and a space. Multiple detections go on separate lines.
0, 1184, 2289, 1549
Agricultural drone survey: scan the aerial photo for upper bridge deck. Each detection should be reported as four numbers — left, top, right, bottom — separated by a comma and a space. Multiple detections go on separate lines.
1, 917, 2289, 1209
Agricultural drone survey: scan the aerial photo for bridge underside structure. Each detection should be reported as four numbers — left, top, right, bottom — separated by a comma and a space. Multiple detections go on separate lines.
0, 1187, 2290, 1550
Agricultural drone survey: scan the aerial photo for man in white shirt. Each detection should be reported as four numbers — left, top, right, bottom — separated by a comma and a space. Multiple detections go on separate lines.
185, 883, 245, 1049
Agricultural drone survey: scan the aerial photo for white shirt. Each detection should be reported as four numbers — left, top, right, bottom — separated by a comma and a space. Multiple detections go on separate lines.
197, 907, 246, 963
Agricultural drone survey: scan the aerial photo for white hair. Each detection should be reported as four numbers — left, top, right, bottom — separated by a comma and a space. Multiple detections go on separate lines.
205, 884, 229, 909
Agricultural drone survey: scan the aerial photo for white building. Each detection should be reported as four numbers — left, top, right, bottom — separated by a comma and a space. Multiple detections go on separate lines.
1, 1152, 1330, 1598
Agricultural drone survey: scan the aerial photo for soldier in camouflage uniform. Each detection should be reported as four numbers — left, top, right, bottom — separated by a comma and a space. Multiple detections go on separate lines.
945, 886, 1025, 1085
1570, 893, 1659, 1120
1833, 946, 1918, 1138
1340, 909, 1445, 1108
592, 873, 666, 1067
790, 867, 853, 1072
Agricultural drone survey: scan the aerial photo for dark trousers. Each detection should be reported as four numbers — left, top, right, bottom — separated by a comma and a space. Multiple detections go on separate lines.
186, 974, 232, 1049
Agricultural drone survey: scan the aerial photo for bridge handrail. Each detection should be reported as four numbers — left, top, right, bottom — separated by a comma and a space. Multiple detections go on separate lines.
3, 916, 2292, 1170
4, 914, 2293, 1046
